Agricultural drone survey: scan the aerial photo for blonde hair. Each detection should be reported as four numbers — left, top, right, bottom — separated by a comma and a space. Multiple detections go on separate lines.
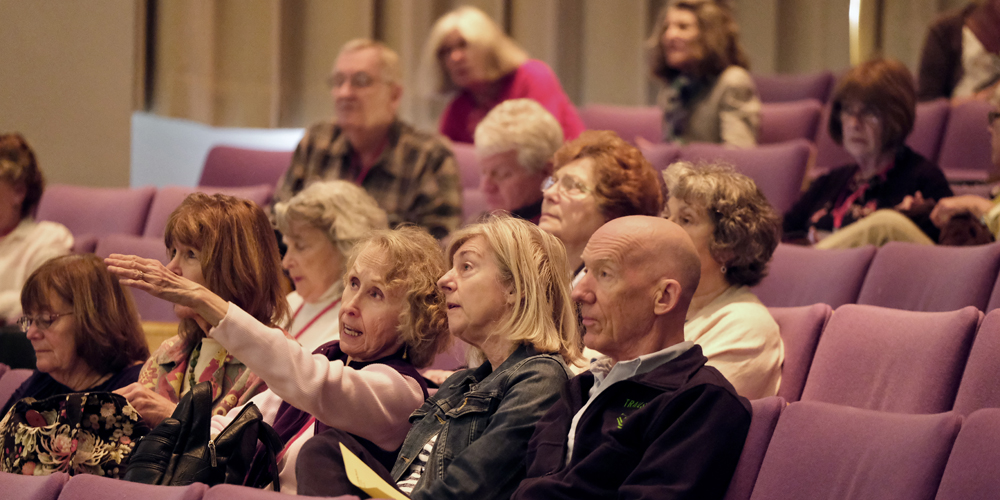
346, 226, 450, 369
421, 6, 528, 96
336, 39, 403, 86
474, 99, 563, 174
446, 213, 581, 365
274, 180, 389, 258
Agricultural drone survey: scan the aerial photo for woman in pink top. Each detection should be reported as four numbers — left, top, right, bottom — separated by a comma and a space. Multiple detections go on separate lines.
423, 5, 584, 144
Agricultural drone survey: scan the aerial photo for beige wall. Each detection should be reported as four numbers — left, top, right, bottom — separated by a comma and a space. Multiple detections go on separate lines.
0, 0, 139, 187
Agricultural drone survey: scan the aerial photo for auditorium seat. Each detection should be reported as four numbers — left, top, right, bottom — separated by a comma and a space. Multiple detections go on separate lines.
578, 104, 662, 145
934, 409, 1000, 500
752, 244, 875, 308
94, 235, 176, 323
749, 401, 960, 500
722, 396, 785, 500
758, 99, 822, 144
461, 188, 489, 225
0, 368, 32, 412
953, 309, 1000, 415
0, 471, 69, 500
856, 242, 1000, 312
752, 71, 834, 103
198, 145, 293, 189
62, 473, 208, 500
800, 305, 979, 414
203, 483, 290, 499
769, 304, 831, 402
676, 139, 811, 214
36, 184, 156, 253
452, 142, 480, 189
142, 185, 274, 239
937, 99, 995, 183
637, 141, 681, 171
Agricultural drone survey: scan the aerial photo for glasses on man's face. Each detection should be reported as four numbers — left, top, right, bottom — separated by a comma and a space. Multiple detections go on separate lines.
839, 105, 880, 126
541, 174, 591, 197
17, 312, 73, 333
326, 71, 379, 90
988, 110, 1000, 127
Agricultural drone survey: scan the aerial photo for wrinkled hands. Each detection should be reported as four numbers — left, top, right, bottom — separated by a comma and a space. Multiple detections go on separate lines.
115, 382, 178, 428
930, 195, 995, 228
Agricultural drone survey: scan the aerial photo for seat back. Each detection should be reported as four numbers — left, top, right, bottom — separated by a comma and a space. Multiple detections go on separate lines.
937, 99, 995, 183
94, 235, 177, 323
578, 104, 662, 144
638, 142, 682, 172
749, 401, 960, 500
953, 309, 1000, 414
198, 145, 293, 188
0, 368, 33, 414
752, 244, 875, 308
722, 396, 785, 500
676, 139, 811, 214
0, 471, 69, 500
204, 483, 291, 499
768, 304, 831, 402
36, 185, 156, 253
61, 473, 208, 500
752, 71, 834, 103
801, 304, 979, 414
934, 409, 1000, 500
461, 188, 489, 225
142, 185, 273, 239
452, 142, 480, 189
758, 99, 823, 144
857, 242, 1000, 312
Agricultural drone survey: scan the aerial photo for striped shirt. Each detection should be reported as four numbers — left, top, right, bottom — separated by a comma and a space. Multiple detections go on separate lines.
396, 432, 439, 494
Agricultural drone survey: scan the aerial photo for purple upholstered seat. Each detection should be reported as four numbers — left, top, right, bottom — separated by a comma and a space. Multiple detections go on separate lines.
934, 408, 1000, 500
721, 396, 785, 500
461, 188, 489, 225
578, 104, 662, 145
61, 474, 207, 500
749, 401, 961, 500
953, 309, 1000, 414
676, 139, 811, 214
0, 471, 69, 500
142, 185, 274, 239
937, 99, 995, 183
857, 242, 1000, 312
198, 145, 293, 188
94, 235, 176, 323
203, 484, 289, 499
752, 71, 834, 103
758, 99, 823, 144
752, 244, 875, 308
801, 304, 980, 414
768, 304, 831, 402
36, 185, 156, 253
452, 142, 480, 189
638, 142, 682, 171
0, 368, 32, 409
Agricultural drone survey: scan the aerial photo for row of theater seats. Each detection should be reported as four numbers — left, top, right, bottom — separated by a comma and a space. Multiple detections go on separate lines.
754, 241, 1000, 313
4, 302, 1000, 499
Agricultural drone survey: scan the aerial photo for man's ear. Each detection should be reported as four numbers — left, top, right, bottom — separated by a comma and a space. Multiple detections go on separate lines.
652, 278, 681, 316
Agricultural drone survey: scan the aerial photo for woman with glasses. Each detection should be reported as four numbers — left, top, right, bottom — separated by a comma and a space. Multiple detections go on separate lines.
538, 130, 663, 287
784, 58, 952, 248
1, 254, 149, 417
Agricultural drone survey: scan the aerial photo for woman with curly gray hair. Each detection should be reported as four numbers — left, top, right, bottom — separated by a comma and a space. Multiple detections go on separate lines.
662, 161, 782, 399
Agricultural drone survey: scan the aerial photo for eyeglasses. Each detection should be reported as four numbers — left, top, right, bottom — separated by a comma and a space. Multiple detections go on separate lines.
541, 175, 592, 197
326, 71, 380, 90
989, 110, 1000, 126
17, 312, 73, 333
839, 105, 880, 125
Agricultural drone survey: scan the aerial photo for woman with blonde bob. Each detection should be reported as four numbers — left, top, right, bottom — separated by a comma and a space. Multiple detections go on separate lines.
297, 213, 580, 500
662, 161, 783, 399
110, 193, 288, 428
424, 5, 583, 143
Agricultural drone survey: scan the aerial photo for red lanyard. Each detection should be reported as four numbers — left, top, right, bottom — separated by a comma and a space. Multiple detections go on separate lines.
276, 416, 316, 464
831, 184, 869, 230
290, 298, 341, 341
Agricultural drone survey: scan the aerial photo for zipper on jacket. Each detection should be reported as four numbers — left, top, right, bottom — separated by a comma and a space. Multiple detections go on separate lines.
208, 439, 217, 467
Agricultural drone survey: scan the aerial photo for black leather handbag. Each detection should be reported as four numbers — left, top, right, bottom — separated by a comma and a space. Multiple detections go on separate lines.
122, 381, 283, 489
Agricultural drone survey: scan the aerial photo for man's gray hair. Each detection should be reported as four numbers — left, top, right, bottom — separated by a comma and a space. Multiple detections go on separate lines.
337, 39, 402, 86
474, 99, 564, 174
274, 180, 389, 256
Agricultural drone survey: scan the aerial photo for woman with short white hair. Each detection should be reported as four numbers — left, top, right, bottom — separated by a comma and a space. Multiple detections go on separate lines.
424, 5, 583, 144
474, 98, 564, 222
274, 180, 388, 351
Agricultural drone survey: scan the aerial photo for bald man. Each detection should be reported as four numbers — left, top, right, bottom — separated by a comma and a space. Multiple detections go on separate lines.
512, 216, 752, 500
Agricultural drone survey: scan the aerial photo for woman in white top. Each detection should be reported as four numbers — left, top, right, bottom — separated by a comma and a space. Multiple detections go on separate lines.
0, 133, 73, 323
274, 180, 389, 352
662, 161, 784, 399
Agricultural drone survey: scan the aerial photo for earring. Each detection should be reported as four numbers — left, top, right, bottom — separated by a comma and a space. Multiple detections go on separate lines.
720, 265, 727, 274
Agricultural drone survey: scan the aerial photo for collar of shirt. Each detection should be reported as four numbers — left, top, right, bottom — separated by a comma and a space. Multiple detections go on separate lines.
329, 120, 406, 180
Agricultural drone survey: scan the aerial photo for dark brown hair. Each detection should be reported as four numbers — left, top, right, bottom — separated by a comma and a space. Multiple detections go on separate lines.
21, 254, 150, 375
828, 58, 917, 152
0, 133, 44, 219
648, 0, 749, 81
551, 130, 664, 220
165, 193, 289, 347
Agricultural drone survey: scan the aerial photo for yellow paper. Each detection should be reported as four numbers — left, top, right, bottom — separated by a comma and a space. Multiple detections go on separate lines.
340, 442, 409, 500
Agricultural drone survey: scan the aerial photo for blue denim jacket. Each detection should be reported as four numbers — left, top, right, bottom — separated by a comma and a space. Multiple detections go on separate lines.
390, 343, 571, 500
